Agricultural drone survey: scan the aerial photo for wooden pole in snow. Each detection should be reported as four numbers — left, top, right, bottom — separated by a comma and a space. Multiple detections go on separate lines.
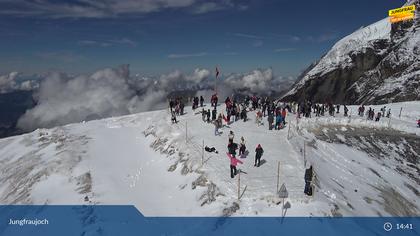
303, 141, 306, 168
399, 107, 403, 118
238, 171, 241, 200
388, 115, 391, 128
277, 161, 280, 193
202, 140, 204, 166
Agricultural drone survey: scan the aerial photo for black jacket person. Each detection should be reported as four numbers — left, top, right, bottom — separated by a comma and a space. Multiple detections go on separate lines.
254, 144, 264, 167
304, 166, 313, 196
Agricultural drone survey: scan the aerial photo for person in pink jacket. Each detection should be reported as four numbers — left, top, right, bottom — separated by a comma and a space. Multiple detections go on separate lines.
227, 152, 243, 178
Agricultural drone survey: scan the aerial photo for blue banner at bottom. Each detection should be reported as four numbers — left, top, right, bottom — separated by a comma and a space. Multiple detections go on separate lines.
0, 205, 419, 236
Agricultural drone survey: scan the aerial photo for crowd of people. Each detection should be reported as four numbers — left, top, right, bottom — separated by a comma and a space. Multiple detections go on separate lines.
169, 97, 186, 123
168, 94, 417, 196
358, 105, 391, 122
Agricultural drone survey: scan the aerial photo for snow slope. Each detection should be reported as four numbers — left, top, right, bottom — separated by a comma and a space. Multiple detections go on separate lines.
0, 102, 419, 217
285, 17, 391, 97
284, 0, 420, 104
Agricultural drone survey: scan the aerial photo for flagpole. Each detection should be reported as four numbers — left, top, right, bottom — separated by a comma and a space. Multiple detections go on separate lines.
215, 66, 218, 94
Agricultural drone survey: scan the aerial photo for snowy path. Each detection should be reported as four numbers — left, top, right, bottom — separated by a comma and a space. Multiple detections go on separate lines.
163, 104, 307, 215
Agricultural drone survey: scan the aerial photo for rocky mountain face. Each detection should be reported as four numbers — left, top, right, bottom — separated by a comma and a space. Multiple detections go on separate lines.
283, 0, 420, 105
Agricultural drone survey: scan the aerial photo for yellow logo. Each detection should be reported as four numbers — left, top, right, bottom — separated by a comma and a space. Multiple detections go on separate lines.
388, 5, 415, 23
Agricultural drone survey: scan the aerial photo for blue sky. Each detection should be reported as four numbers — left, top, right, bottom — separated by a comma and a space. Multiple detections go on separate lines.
0, 0, 403, 77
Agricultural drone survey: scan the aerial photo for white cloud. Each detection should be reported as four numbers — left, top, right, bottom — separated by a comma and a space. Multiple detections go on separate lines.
233, 33, 263, 39
192, 2, 223, 14
78, 40, 112, 47
274, 48, 296, 52
0, 72, 39, 93
15, 65, 294, 131
186, 68, 210, 83
224, 68, 294, 94
16, 65, 212, 131
78, 38, 137, 47
167, 52, 208, 59
17, 65, 137, 130
0, 0, 246, 18
0, 72, 19, 93
109, 38, 137, 47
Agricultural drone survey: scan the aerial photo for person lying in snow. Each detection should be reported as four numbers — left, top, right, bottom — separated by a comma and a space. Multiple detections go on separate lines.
227, 152, 243, 178
205, 146, 218, 154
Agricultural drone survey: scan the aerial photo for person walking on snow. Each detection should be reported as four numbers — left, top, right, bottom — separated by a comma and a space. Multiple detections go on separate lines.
254, 144, 264, 167
227, 152, 243, 178
239, 137, 246, 156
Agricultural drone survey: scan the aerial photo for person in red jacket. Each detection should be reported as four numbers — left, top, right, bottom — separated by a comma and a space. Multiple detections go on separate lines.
227, 152, 243, 178
417, 119, 420, 128
281, 108, 287, 126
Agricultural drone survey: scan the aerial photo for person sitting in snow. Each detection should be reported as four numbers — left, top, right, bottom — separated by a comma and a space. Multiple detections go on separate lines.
254, 144, 264, 167
227, 152, 243, 178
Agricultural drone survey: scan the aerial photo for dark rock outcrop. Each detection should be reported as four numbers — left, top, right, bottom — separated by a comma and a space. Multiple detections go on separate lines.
283, 0, 420, 105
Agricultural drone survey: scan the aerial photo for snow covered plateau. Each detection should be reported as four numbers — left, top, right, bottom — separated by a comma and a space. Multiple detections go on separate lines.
0, 101, 419, 217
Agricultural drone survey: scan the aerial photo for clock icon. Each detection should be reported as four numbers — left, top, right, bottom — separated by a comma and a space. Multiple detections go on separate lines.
384, 222, 393, 232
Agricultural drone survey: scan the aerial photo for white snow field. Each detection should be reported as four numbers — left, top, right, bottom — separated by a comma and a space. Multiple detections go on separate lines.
0, 101, 419, 217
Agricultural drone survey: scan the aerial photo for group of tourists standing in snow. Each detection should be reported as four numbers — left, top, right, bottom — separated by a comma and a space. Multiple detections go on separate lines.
167, 94, 417, 197
226, 130, 265, 178
358, 105, 391, 122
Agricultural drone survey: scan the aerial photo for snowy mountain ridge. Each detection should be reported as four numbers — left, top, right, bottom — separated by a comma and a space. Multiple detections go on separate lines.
283, 0, 420, 104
